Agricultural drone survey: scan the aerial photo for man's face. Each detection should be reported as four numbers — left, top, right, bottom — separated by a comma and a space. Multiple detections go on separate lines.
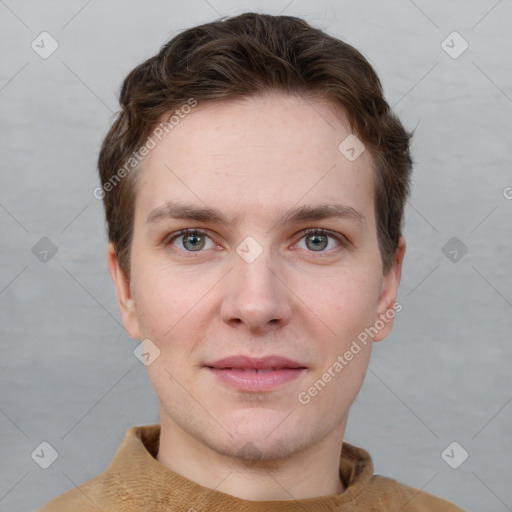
109, 93, 403, 461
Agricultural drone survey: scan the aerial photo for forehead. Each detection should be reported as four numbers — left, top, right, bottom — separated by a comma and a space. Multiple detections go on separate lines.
134, 93, 376, 229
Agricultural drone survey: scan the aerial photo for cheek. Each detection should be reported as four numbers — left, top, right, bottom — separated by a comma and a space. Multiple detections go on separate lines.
306, 269, 383, 341
131, 261, 215, 343
301, 275, 379, 410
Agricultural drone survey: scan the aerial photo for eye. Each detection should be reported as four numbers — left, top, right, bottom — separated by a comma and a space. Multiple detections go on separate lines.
163, 227, 347, 257
296, 228, 345, 252
165, 229, 215, 252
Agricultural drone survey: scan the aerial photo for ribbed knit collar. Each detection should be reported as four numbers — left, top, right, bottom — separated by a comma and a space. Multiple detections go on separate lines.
104, 423, 374, 511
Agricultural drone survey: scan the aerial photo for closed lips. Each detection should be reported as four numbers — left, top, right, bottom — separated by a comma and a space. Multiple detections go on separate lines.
205, 356, 307, 392
217, 368, 287, 373
205, 356, 306, 370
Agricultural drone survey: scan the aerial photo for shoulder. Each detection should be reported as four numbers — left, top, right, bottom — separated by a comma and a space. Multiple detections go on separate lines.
36, 424, 158, 511
36, 471, 115, 512
366, 474, 466, 511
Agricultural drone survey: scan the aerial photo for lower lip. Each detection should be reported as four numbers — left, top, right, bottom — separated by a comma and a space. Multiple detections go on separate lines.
207, 368, 306, 392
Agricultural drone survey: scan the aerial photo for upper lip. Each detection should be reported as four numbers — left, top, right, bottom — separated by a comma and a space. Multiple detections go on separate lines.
206, 356, 306, 370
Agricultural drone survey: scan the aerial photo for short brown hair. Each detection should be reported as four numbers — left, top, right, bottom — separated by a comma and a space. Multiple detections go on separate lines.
98, 12, 412, 276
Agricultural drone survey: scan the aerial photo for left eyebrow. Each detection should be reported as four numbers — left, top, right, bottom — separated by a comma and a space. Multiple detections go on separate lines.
273, 203, 365, 229
145, 201, 365, 229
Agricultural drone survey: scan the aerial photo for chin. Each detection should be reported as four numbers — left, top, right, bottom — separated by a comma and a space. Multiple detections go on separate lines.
216, 410, 326, 461
169, 404, 312, 462
214, 427, 312, 463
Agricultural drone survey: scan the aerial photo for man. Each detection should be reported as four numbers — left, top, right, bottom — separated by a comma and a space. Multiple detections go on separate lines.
39, 12, 465, 511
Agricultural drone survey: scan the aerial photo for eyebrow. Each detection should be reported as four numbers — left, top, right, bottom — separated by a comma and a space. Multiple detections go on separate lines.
146, 201, 365, 229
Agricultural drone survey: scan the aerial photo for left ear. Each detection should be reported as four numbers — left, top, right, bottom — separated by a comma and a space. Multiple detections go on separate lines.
373, 236, 406, 342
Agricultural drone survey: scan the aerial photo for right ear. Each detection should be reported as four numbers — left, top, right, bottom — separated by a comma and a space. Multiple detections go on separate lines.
107, 242, 141, 339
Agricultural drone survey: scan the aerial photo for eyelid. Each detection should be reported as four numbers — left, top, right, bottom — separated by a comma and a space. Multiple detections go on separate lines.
164, 227, 348, 253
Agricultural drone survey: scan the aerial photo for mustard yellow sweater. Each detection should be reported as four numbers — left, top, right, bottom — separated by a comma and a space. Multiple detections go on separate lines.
38, 423, 465, 511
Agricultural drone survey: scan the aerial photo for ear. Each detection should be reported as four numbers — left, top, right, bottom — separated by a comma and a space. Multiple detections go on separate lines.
373, 236, 406, 342
107, 242, 141, 340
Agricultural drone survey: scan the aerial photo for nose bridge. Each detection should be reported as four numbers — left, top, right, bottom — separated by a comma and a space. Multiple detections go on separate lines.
221, 235, 292, 331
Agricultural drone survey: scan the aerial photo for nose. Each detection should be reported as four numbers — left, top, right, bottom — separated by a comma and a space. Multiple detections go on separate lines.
220, 242, 293, 335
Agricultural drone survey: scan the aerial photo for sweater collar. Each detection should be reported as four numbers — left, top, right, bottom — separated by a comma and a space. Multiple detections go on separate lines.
105, 423, 374, 511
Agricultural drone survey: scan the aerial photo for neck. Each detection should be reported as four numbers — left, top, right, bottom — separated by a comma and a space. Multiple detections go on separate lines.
155, 410, 346, 501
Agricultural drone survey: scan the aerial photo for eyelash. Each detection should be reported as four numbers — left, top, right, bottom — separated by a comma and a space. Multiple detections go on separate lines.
163, 228, 348, 257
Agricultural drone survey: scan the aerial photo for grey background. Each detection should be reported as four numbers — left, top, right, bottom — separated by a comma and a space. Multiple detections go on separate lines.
1, 1, 511, 511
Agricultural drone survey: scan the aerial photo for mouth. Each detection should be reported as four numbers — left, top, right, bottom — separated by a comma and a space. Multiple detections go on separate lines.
205, 356, 307, 392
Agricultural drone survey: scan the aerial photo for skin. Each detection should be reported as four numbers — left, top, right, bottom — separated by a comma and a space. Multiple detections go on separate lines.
108, 92, 405, 501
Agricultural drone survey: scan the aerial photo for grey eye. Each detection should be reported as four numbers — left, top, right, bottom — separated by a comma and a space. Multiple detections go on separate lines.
182, 232, 206, 251
305, 232, 329, 251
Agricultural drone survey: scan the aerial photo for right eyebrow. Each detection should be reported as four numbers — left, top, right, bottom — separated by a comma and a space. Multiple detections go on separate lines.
146, 201, 242, 227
